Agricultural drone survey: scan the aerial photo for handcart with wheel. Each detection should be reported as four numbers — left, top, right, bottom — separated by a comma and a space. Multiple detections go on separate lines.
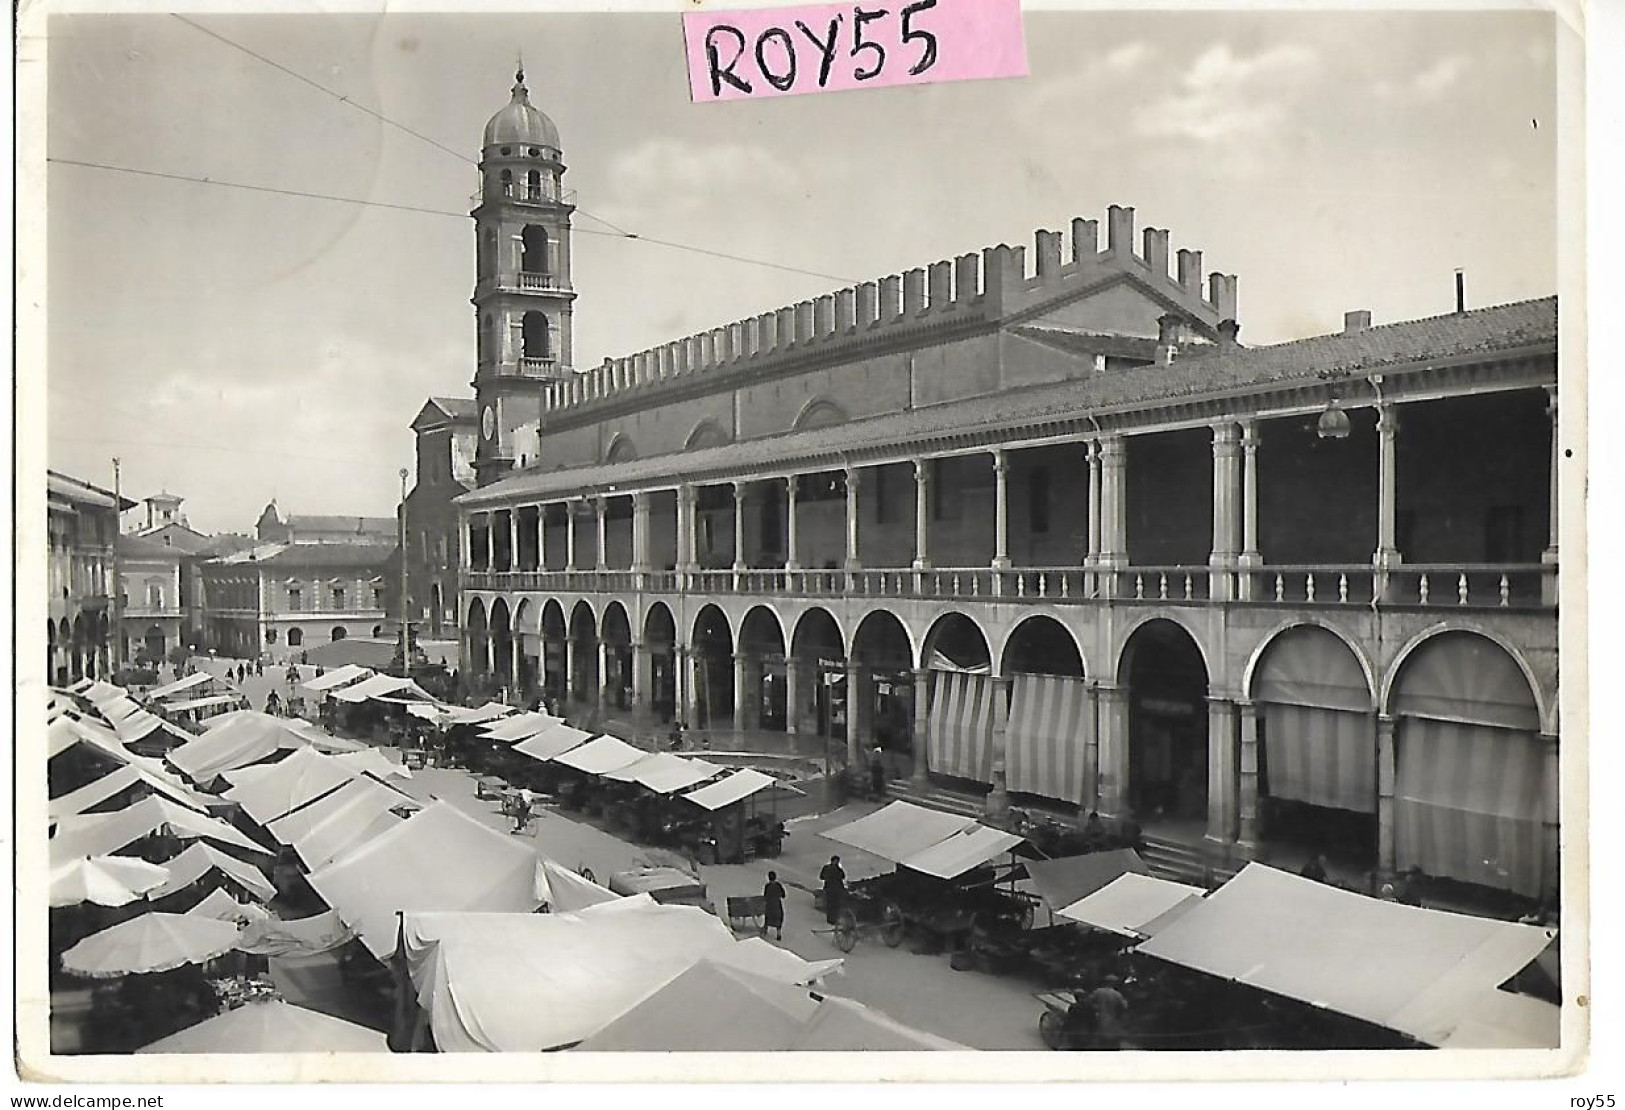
725, 895, 767, 934
817, 888, 907, 953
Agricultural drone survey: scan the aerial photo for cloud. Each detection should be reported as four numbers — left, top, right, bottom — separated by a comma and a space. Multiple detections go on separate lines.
1105, 42, 1154, 72
1132, 43, 1318, 144
1413, 55, 1470, 98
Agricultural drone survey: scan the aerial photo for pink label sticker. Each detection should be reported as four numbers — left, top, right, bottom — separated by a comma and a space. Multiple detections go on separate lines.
683, 0, 1028, 103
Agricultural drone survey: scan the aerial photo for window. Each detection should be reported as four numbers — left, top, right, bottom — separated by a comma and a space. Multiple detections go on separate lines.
148, 583, 165, 610
332, 588, 346, 610
1029, 467, 1052, 534
332, 626, 348, 641
288, 588, 302, 612
266, 628, 278, 644
287, 628, 304, 647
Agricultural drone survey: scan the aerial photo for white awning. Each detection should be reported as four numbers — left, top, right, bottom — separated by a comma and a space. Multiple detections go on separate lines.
628, 755, 726, 795
821, 800, 980, 863
302, 664, 373, 692
1437, 989, 1562, 1049
512, 724, 593, 763
147, 671, 212, 699
267, 776, 415, 870
681, 768, 779, 811
331, 747, 412, 780
48, 766, 143, 820
332, 674, 430, 703
481, 711, 563, 743
222, 747, 359, 825
445, 702, 515, 725
83, 681, 128, 706
167, 713, 307, 780
1057, 873, 1206, 937
148, 841, 277, 903
898, 824, 1024, 880
552, 735, 646, 775
1137, 863, 1558, 1047
112, 708, 168, 743
163, 694, 241, 714
50, 795, 270, 859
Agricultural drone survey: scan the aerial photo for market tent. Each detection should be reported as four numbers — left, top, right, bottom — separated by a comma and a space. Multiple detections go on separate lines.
536, 860, 619, 913
277, 718, 368, 755
61, 912, 241, 979
50, 795, 271, 859
1057, 873, 1206, 938
137, 1000, 387, 1054
307, 801, 543, 959
1137, 863, 1557, 1047
332, 674, 433, 704
553, 734, 646, 775
48, 750, 219, 815
681, 768, 778, 811
185, 888, 272, 925
1437, 989, 1562, 1049
602, 752, 664, 783
622, 754, 725, 795
401, 898, 739, 1051
264, 774, 413, 848
83, 680, 128, 706
163, 694, 242, 715
1025, 850, 1152, 913
302, 663, 373, 692
48, 765, 144, 820
821, 800, 979, 863
709, 937, 843, 986
147, 842, 278, 903
236, 910, 355, 959
97, 696, 145, 723
67, 677, 95, 694
168, 714, 306, 781
222, 747, 360, 825
786, 996, 969, 1051
49, 855, 171, 908
577, 960, 818, 1052
446, 702, 515, 725
898, 824, 1025, 880
286, 793, 408, 871
111, 707, 171, 744
481, 711, 563, 743
331, 747, 412, 780
512, 723, 593, 763
147, 671, 213, 700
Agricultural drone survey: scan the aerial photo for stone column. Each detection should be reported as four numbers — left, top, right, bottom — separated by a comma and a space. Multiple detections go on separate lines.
1204, 697, 1239, 859
598, 639, 614, 711
1375, 407, 1401, 567
985, 674, 1013, 819
564, 502, 578, 571
508, 509, 520, 573
843, 468, 861, 572
631, 640, 650, 711
785, 658, 802, 737
784, 477, 800, 571
1238, 422, 1261, 600
1095, 683, 1130, 818
1237, 701, 1261, 857
532, 504, 546, 572
1209, 423, 1240, 601
631, 493, 651, 573
845, 659, 867, 767
680, 645, 702, 725
460, 515, 473, 570
1085, 441, 1101, 571
563, 634, 577, 702
1098, 436, 1127, 595
732, 482, 748, 574
1543, 389, 1559, 606
1376, 714, 1397, 879
911, 667, 931, 784
912, 460, 931, 570
594, 498, 608, 570
733, 652, 751, 730
1540, 730, 1559, 903
990, 449, 1011, 570
1080, 682, 1101, 817
677, 485, 698, 573
511, 632, 524, 695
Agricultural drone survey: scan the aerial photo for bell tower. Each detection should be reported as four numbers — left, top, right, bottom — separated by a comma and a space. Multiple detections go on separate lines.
471, 65, 575, 487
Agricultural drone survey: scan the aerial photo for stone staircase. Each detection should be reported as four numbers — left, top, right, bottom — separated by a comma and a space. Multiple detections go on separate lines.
1139, 833, 1240, 889
884, 777, 988, 820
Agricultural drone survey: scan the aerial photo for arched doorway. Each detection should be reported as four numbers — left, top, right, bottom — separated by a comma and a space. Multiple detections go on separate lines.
331, 625, 349, 642
540, 600, 567, 703
143, 625, 165, 663
1390, 631, 1547, 902
514, 599, 538, 702
1000, 615, 1090, 808
288, 627, 305, 649
690, 604, 734, 730
489, 599, 513, 687
568, 601, 598, 706
48, 620, 57, 685
642, 603, 677, 722
1121, 619, 1208, 821
850, 610, 915, 760
920, 612, 996, 788
465, 598, 488, 675
789, 607, 845, 741
1250, 625, 1376, 867
600, 602, 633, 712
738, 606, 788, 732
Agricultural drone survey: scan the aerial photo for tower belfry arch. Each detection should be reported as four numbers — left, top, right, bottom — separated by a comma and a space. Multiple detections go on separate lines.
471, 64, 576, 487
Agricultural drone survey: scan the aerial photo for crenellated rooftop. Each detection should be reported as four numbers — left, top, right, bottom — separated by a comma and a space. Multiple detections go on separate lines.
543, 206, 1238, 419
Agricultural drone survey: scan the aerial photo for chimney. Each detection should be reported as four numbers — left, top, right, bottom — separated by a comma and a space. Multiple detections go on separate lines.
1217, 319, 1240, 350
1155, 313, 1182, 366
1343, 310, 1372, 334
1455, 269, 1466, 314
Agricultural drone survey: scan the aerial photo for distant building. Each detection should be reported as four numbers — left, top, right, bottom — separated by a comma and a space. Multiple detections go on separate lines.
197, 541, 393, 661
129, 492, 211, 554
47, 470, 134, 683
401, 397, 480, 637
116, 532, 184, 664
255, 502, 396, 546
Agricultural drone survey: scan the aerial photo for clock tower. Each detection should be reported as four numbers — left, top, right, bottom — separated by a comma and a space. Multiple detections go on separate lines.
471, 66, 575, 487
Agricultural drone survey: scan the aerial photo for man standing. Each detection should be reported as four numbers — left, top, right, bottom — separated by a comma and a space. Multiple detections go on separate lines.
869, 745, 886, 798
819, 855, 847, 925
762, 871, 787, 941
1087, 974, 1130, 1050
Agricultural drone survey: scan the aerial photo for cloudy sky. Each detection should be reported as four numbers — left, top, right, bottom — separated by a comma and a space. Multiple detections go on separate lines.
43, 7, 1556, 533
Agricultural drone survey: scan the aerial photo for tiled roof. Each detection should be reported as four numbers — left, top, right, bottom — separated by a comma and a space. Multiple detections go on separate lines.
430, 397, 478, 420
207, 541, 396, 568
287, 515, 397, 535
461, 296, 1556, 506
117, 533, 183, 560
1012, 327, 1160, 361
47, 471, 137, 511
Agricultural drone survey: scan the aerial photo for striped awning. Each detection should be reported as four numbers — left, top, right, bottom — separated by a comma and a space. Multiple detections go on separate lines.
1262, 704, 1376, 813
1004, 674, 1089, 805
928, 671, 996, 784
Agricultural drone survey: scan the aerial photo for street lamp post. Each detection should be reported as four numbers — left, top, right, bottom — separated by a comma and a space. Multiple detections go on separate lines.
398, 468, 410, 678
111, 457, 124, 672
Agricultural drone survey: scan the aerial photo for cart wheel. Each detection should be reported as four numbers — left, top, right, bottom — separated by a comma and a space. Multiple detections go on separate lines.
1019, 901, 1036, 931
578, 867, 596, 885
1039, 1009, 1066, 1051
880, 901, 906, 948
834, 909, 859, 953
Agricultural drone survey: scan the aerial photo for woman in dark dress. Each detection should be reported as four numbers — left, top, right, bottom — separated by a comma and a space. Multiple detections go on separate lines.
762, 871, 786, 941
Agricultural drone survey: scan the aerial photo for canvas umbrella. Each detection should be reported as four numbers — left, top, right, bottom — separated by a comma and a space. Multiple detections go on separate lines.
137, 999, 388, 1053
60, 912, 241, 979
49, 855, 171, 908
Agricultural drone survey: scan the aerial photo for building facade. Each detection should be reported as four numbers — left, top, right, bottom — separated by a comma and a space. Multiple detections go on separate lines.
198, 542, 393, 662
47, 470, 134, 683
255, 503, 396, 546
443, 78, 1560, 906
402, 397, 480, 636
116, 532, 184, 665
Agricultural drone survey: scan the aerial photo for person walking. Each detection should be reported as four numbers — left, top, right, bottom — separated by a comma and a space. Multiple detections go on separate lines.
265, 689, 282, 716
819, 855, 847, 925
869, 745, 886, 798
762, 871, 787, 941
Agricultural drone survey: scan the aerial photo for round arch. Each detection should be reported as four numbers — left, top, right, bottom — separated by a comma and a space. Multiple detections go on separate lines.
691, 603, 735, 729
1113, 611, 1213, 686
643, 601, 677, 645
792, 395, 849, 432
739, 605, 789, 732
999, 614, 1086, 678
790, 606, 845, 660
1119, 617, 1209, 820
642, 601, 679, 722
1380, 623, 1548, 732
465, 595, 488, 629
514, 598, 537, 636
684, 419, 731, 451
599, 601, 634, 711
604, 433, 638, 464
541, 598, 567, 639
1242, 617, 1377, 705
921, 611, 993, 672
567, 600, 599, 705
488, 598, 513, 682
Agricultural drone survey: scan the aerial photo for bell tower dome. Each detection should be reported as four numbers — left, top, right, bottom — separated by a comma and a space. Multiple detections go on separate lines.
471, 65, 575, 487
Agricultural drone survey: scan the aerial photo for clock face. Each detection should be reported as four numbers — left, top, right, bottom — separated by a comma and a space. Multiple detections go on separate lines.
481, 406, 495, 440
